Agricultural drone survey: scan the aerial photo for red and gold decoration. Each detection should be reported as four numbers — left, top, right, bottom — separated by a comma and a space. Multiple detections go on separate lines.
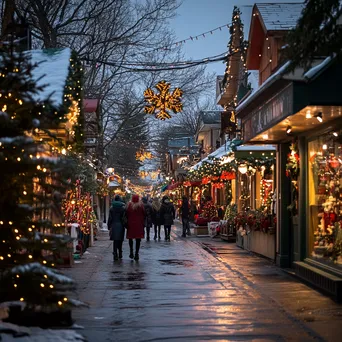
144, 80, 183, 120
62, 181, 96, 234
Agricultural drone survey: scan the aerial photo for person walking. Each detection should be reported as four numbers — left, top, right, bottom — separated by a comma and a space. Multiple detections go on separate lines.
160, 196, 175, 241
142, 197, 152, 241
180, 196, 191, 237
151, 197, 162, 240
126, 194, 145, 260
107, 195, 126, 261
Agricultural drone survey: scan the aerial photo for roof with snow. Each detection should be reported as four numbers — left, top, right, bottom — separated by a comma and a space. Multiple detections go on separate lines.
27, 48, 72, 108
256, 3, 305, 31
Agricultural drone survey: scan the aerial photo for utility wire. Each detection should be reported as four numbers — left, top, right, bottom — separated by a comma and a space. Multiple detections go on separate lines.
81, 52, 234, 72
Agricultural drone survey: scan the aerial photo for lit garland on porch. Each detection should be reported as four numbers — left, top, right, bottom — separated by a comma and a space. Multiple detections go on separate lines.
188, 153, 275, 181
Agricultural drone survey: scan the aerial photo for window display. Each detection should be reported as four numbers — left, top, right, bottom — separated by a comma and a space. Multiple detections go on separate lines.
308, 133, 342, 268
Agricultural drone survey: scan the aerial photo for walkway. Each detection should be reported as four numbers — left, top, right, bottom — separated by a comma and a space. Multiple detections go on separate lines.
63, 224, 342, 341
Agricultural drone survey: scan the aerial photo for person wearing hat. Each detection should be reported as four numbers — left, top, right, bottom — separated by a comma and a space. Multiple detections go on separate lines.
108, 195, 126, 260
160, 196, 175, 241
126, 194, 145, 260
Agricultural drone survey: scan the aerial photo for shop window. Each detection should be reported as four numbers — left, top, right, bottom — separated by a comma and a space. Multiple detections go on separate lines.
308, 133, 342, 268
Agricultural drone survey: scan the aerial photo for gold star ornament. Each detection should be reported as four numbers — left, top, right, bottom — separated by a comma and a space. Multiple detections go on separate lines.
144, 80, 183, 120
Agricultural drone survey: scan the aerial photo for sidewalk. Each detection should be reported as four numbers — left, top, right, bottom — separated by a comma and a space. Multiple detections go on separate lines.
59, 223, 342, 341
173, 222, 342, 341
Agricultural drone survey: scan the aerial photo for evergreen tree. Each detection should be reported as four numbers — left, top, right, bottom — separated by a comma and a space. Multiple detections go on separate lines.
285, 0, 342, 70
0, 41, 76, 312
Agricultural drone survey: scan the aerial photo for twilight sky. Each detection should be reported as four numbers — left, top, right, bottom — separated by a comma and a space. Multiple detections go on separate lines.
171, 0, 303, 76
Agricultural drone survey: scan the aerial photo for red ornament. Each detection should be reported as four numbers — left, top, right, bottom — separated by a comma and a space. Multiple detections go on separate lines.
329, 158, 339, 168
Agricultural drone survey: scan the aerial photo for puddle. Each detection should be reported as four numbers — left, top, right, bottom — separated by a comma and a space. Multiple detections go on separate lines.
159, 259, 194, 267
162, 272, 184, 276
111, 271, 145, 282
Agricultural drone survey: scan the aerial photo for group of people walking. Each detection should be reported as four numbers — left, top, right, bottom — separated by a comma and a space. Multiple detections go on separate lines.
108, 194, 180, 261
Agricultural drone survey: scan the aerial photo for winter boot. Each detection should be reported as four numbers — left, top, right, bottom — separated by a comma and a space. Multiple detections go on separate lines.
146, 227, 150, 241
158, 226, 161, 240
154, 226, 157, 240
119, 250, 123, 259
134, 239, 141, 260
113, 252, 118, 261
129, 239, 134, 259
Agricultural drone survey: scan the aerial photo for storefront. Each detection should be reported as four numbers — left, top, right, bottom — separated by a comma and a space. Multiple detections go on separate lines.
232, 145, 277, 259
236, 57, 342, 300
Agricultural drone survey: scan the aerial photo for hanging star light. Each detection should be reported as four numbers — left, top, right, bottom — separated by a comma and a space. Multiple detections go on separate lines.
144, 80, 183, 120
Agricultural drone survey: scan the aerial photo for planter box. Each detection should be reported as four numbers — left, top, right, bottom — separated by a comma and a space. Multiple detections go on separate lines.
249, 230, 275, 259
193, 225, 209, 236
236, 233, 244, 248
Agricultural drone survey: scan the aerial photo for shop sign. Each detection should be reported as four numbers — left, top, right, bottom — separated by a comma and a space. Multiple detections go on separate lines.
243, 85, 293, 141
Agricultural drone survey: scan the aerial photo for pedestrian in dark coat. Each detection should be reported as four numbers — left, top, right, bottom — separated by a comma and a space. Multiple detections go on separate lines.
180, 196, 191, 237
142, 197, 153, 241
160, 196, 175, 241
151, 197, 162, 240
126, 194, 145, 260
108, 195, 125, 260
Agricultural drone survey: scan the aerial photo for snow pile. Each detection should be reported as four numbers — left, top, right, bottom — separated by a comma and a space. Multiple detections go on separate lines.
10, 263, 74, 284
27, 48, 71, 108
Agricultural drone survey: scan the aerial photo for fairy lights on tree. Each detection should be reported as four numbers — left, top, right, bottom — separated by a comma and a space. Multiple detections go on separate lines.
144, 80, 183, 120
0, 39, 78, 311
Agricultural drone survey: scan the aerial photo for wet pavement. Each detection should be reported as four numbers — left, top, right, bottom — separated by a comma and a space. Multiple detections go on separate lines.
64, 224, 342, 341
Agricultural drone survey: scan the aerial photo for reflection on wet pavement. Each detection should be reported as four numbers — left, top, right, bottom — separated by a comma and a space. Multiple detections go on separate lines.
64, 229, 341, 342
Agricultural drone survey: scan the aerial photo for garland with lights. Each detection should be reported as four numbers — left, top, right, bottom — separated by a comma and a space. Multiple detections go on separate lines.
0, 40, 78, 312
222, 6, 248, 91
188, 153, 275, 182
286, 139, 300, 215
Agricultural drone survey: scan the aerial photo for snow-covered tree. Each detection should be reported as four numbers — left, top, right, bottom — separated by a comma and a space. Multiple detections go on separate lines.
0, 40, 76, 312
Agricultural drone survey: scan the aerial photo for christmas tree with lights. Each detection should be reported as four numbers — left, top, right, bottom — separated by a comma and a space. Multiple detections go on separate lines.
0, 40, 78, 322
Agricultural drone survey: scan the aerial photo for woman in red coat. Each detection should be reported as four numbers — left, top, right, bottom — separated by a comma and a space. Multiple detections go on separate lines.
126, 194, 145, 260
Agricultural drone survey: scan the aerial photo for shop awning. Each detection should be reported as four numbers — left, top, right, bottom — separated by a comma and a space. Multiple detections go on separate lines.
236, 56, 342, 143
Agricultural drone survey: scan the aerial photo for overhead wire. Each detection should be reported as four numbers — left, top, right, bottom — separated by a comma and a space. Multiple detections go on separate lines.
127, 22, 232, 57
